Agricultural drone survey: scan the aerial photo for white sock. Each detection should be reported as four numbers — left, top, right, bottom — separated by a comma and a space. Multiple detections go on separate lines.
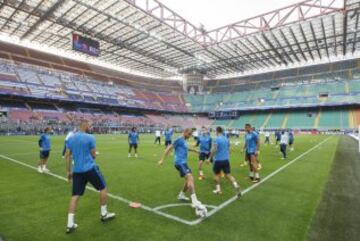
232, 182, 239, 188
255, 173, 260, 179
101, 205, 107, 216
249, 172, 254, 177
199, 170, 204, 176
179, 191, 185, 196
190, 193, 198, 204
67, 213, 74, 227
215, 184, 221, 191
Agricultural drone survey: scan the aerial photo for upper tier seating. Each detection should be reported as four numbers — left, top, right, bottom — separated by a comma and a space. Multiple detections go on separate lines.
0, 59, 188, 112
185, 79, 360, 112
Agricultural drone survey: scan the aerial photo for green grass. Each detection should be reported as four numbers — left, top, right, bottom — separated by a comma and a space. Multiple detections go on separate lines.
0, 134, 339, 241
307, 136, 360, 241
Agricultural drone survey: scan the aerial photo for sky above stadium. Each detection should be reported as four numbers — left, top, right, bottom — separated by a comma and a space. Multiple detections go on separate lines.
160, 0, 303, 30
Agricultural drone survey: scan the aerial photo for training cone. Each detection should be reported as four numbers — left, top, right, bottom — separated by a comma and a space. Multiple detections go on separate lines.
129, 202, 142, 208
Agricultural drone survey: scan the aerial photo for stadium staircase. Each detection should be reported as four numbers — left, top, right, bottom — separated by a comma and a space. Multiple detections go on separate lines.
178, 95, 185, 106
25, 103, 32, 111
156, 94, 165, 103
313, 111, 321, 129
262, 112, 272, 128
272, 90, 279, 99
348, 110, 355, 128
54, 104, 61, 112
281, 113, 289, 129
345, 81, 350, 94
228, 119, 235, 128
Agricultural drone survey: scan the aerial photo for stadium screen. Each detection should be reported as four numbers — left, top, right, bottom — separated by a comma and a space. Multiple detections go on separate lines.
72, 33, 100, 57
208, 110, 239, 119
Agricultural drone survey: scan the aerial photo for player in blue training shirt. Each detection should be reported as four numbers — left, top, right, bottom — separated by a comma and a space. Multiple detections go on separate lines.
38, 127, 52, 174
275, 130, 281, 146
164, 127, 174, 147
128, 127, 139, 158
158, 128, 207, 217
65, 120, 115, 234
252, 127, 262, 170
243, 123, 260, 183
196, 126, 212, 180
208, 127, 241, 196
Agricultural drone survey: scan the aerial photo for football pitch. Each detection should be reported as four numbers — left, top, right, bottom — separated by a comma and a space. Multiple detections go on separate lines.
0, 134, 343, 241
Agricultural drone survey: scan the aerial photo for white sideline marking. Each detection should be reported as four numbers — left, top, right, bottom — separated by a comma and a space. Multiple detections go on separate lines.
188, 136, 332, 226
0, 137, 331, 226
349, 134, 359, 141
0, 154, 196, 225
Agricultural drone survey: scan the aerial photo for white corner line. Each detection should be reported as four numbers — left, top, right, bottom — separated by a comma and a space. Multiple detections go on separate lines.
153, 203, 218, 211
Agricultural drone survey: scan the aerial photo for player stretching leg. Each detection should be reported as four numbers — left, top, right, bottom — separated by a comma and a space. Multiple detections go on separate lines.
158, 128, 207, 217
128, 127, 139, 158
38, 127, 51, 173
208, 127, 241, 196
244, 124, 260, 183
197, 126, 212, 180
65, 120, 115, 234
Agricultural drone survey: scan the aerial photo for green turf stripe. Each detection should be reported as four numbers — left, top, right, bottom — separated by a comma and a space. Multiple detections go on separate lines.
307, 136, 360, 241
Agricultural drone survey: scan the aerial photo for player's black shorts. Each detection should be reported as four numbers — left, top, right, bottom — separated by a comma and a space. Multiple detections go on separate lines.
280, 144, 287, 152
199, 152, 210, 161
213, 161, 231, 175
165, 140, 172, 146
129, 143, 138, 149
289, 140, 294, 145
246, 152, 256, 161
40, 150, 50, 159
174, 163, 192, 177
72, 166, 106, 196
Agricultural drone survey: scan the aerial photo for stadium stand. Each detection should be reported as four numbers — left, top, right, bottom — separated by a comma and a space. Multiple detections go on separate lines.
0, 57, 188, 112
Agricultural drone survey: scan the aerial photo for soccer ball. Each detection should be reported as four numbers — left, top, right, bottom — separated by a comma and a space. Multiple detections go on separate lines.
195, 204, 208, 218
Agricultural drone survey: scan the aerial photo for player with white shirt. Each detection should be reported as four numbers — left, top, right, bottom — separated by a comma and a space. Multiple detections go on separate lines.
280, 131, 289, 159
193, 129, 199, 142
154, 130, 161, 145
264, 131, 271, 144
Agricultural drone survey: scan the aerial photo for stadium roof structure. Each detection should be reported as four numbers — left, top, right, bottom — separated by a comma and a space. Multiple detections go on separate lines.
0, 0, 359, 80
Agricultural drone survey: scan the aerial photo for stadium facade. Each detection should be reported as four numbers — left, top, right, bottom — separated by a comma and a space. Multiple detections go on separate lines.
0, 0, 360, 133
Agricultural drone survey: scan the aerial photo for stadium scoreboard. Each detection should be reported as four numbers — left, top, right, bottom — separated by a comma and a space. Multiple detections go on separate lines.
208, 110, 239, 119
72, 33, 100, 57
